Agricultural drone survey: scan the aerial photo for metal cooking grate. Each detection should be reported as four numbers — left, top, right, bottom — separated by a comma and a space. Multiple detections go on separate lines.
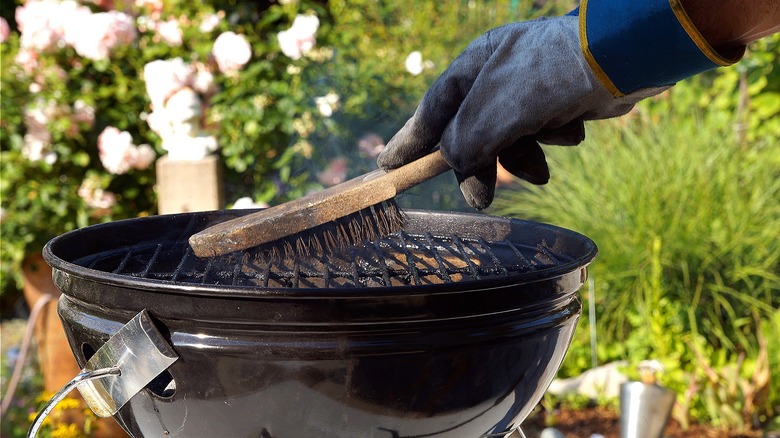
74, 231, 572, 288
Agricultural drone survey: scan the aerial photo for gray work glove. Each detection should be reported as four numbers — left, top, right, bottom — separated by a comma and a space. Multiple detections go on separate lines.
377, 15, 665, 209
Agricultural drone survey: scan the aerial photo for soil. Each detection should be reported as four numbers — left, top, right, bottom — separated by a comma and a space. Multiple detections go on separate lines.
522, 405, 767, 438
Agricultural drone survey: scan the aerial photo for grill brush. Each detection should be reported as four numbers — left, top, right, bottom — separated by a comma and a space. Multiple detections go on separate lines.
188, 150, 451, 259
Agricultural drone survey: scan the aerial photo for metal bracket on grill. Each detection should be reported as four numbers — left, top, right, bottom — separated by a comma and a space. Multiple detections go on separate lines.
481, 427, 527, 438
27, 310, 178, 437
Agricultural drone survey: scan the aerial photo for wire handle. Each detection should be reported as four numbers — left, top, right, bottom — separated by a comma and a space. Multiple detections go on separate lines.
481, 427, 526, 438
27, 367, 121, 438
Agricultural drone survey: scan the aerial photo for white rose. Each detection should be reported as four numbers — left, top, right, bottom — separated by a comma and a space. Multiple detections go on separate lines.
315, 92, 340, 117
156, 18, 183, 46
165, 88, 202, 125
212, 31, 252, 74
231, 197, 269, 209
276, 14, 319, 60
143, 58, 195, 109
199, 13, 221, 33
405, 51, 424, 76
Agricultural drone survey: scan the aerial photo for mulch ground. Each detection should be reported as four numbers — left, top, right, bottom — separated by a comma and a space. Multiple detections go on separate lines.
523, 405, 767, 438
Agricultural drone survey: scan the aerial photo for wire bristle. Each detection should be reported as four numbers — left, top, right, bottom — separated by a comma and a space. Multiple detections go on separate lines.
253, 199, 406, 263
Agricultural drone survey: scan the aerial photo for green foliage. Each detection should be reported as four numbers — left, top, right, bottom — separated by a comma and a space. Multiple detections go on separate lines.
306, 0, 572, 210
1, 33, 158, 296
0, 0, 573, 302
493, 44, 780, 427
1, 321, 43, 437
642, 33, 780, 147
1, 0, 365, 299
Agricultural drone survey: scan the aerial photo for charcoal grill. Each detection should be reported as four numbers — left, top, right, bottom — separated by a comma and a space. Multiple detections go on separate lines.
44, 209, 597, 438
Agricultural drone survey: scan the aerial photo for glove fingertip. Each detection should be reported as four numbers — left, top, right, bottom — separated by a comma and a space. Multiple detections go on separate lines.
377, 117, 442, 170
461, 187, 493, 210
456, 167, 497, 210
497, 138, 551, 185
376, 147, 399, 170
536, 120, 586, 146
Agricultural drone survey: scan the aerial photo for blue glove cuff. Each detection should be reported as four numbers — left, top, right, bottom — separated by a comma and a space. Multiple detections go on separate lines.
578, 0, 745, 96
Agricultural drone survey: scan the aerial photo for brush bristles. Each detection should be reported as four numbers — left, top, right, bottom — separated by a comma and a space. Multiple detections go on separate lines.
254, 199, 405, 263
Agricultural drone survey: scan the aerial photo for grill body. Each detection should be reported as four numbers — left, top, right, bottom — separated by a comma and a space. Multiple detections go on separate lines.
45, 210, 597, 438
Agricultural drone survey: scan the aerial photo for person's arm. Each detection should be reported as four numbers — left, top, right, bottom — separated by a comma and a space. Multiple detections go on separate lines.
378, 1, 780, 210
684, 0, 780, 50
579, 0, 780, 97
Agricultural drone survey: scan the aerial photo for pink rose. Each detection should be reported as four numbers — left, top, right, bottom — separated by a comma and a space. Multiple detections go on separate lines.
156, 18, 183, 46
72, 100, 95, 126
78, 179, 117, 210
22, 135, 56, 164
16, 0, 92, 51
22, 99, 58, 163
191, 62, 216, 95
276, 14, 319, 60
98, 126, 155, 174
0, 17, 10, 43
67, 10, 136, 61
16, 0, 64, 51
135, 0, 164, 15
198, 13, 221, 33
24, 99, 58, 143
358, 133, 385, 159
98, 127, 135, 174
15, 48, 39, 75
212, 31, 251, 74
133, 144, 156, 170
317, 157, 348, 186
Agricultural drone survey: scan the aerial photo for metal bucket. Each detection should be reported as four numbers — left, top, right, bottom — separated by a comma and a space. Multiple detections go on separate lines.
619, 381, 676, 438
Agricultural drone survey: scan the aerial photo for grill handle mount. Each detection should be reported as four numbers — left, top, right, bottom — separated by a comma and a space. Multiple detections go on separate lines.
27, 310, 178, 438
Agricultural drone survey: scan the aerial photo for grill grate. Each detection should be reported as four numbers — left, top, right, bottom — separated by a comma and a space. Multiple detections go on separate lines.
75, 231, 572, 289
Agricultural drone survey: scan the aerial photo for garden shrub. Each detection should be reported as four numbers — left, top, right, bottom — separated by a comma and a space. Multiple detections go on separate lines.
493, 63, 780, 427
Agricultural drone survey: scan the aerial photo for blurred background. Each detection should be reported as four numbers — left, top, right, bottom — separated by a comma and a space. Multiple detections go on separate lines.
1, 1, 778, 437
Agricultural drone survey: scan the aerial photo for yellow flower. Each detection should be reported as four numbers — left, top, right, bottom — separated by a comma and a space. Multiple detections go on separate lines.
292, 112, 315, 138
55, 397, 81, 411
28, 411, 51, 426
36, 392, 56, 404
51, 423, 82, 438
292, 140, 313, 159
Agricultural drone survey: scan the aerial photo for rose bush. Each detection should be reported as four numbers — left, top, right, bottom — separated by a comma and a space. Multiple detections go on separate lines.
1, 0, 551, 305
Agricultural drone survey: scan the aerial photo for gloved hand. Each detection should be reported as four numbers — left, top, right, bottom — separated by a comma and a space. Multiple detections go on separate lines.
377, 15, 665, 209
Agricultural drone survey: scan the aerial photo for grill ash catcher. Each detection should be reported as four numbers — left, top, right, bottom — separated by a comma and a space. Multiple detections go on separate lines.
40, 209, 597, 437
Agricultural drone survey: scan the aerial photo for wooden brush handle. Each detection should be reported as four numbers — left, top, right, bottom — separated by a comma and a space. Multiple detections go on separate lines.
189, 150, 450, 257
379, 149, 451, 193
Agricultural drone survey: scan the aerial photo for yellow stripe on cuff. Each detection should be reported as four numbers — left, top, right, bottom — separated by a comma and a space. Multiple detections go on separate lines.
579, 0, 625, 97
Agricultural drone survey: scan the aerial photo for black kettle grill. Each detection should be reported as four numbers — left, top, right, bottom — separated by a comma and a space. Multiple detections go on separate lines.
43, 209, 597, 437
